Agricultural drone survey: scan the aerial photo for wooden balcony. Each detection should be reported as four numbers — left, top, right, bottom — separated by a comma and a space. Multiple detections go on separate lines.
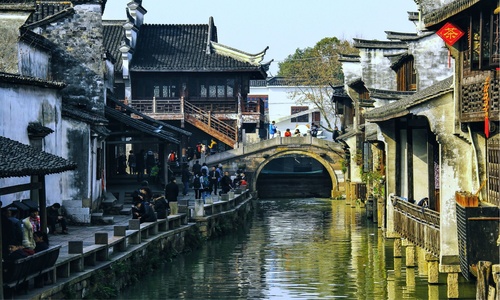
391, 195, 440, 257
128, 97, 265, 147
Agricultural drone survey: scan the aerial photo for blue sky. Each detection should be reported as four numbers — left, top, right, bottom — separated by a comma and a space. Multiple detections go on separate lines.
103, 0, 419, 75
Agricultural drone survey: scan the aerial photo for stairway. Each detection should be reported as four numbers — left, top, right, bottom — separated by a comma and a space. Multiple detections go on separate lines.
184, 100, 237, 147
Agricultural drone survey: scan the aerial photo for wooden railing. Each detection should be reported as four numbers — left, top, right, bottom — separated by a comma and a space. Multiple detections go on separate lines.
391, 195, 440, 257
184, 100, 237, 146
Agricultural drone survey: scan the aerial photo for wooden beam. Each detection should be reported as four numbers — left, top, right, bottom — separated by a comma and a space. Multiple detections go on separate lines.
0, 182, 43, 196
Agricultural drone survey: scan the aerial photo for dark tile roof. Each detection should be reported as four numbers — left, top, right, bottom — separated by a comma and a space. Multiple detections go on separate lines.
108, 96, 191, 136
353, 38, 408, 50
0, 72, 65, 89
19, 27, 55, 52
331, 85, 348, 98
368, 88, 415, 100
91, 125, 111, 137
0, 136, 77, 178
365, 76, 454, 122
25, 1, 71, 24
338, 53, 360, 63
27, 122, 53, 137
385, 31, 419, 41
104, 106, 180, 144
62, 105, 108, 125
103, 20, 126, 72
0, 0, 35, 11
423, 0, 481, 27
130, 24, 266, 74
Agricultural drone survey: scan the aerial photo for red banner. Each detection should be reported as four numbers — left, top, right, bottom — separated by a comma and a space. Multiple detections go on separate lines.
436, 22, 464, 46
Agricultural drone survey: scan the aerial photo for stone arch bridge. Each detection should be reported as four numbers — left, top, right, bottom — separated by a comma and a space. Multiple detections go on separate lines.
205, 137, 346, 198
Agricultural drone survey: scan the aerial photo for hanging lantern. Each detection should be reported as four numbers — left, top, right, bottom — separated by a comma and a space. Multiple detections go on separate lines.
436, 22, 465, 46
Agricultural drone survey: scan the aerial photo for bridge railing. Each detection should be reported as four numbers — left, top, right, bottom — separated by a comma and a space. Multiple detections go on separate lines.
391, 195, 440, 257
205, 136, 344, 166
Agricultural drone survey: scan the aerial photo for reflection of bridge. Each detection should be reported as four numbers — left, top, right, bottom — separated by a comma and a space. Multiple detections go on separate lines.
205, 136, 346, 198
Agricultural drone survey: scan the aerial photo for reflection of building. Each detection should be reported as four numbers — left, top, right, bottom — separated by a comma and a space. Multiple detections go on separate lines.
250, 77, 336, 141
104, 1, 270, 152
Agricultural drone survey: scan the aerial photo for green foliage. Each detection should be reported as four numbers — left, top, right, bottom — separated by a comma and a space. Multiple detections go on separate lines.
277, 37, 358, 133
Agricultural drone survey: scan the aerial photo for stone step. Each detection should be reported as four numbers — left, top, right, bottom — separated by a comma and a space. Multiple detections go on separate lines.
102, 216, 114, 225
120, 207, 132, 216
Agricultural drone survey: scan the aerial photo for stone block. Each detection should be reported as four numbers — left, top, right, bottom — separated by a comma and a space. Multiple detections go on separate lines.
194, 199, 204, 217
114, 225, 127, 236
95, 232, 108, 244
228, 191, 235, 198
68, 241, 83, 254
221, 194, 229, 201
129, 219, 140, 230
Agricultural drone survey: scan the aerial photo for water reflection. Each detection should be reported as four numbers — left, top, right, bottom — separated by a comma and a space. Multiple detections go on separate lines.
117, 198, 474, 299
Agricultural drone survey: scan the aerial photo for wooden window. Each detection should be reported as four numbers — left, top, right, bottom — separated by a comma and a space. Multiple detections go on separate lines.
312, 111, 321, 122
291, 106, 309, 122
395, 56, 416, 91
487, 138, 499, 207
464, 7, 499, 71
197, 78, 237, 99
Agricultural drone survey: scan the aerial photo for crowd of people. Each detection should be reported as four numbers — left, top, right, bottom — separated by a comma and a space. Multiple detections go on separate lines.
1, 201, 67, 263
270, 121, 341, 141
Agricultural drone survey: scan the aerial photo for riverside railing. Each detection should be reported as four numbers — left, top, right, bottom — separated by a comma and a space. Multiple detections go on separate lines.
391, 195, 440, 257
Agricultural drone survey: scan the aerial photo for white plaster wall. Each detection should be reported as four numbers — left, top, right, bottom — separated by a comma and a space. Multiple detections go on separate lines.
359, 48, 400, 90
410, 34, 453, 90
413, 128, 429, 201
18, 41, 51, 79
60, 118, 90, 202
0, 84, 64, 206
399, 129, 409, 198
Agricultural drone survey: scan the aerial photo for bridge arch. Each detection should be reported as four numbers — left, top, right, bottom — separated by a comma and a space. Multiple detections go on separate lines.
253, 149, 340, 199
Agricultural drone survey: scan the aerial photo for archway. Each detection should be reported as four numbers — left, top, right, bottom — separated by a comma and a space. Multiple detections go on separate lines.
253, 150, 340, 198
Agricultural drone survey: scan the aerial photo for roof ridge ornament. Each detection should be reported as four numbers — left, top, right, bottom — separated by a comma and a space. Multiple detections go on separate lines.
210, 42, 269, 65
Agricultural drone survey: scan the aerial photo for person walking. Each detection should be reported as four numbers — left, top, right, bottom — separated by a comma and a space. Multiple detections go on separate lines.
220, 171, 233, 195
181, 165, 191, 196
310, 122, 319, 137
127, 150, 136, 174
269, 121, 278, 138
136, 149, 145, 182
164, 178, 179, 216
192, 160, 201, 176
208, 166, 220, 196
193, 172, 203, 199
284, 128, 292, 137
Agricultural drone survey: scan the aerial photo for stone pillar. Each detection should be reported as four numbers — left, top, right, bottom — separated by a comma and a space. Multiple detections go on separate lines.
426, 253, 440, 284
405, 243, 416, 268
446, 272, 459, 299
194, 199, 204, 217
394, 238, 402, 258
440, 263, 461, 298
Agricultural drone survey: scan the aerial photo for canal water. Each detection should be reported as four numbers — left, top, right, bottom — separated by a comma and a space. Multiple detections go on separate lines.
117, 198, 476, 299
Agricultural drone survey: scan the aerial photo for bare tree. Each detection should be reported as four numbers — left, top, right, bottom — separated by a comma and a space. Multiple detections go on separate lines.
278, 37, 357, 133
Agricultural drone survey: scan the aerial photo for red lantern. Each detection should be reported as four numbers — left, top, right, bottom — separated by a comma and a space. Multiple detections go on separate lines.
436, 22, 464, 46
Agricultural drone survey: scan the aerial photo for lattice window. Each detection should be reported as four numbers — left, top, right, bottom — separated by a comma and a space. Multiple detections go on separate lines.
209, 85, 217, 97
200, 85, 207, 98
226, 79, 234, 97
487, 137, 499, 206
153, 86, 160, 98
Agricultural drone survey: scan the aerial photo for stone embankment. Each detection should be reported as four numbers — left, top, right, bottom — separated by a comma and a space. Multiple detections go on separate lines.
12, 190, 252, 299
